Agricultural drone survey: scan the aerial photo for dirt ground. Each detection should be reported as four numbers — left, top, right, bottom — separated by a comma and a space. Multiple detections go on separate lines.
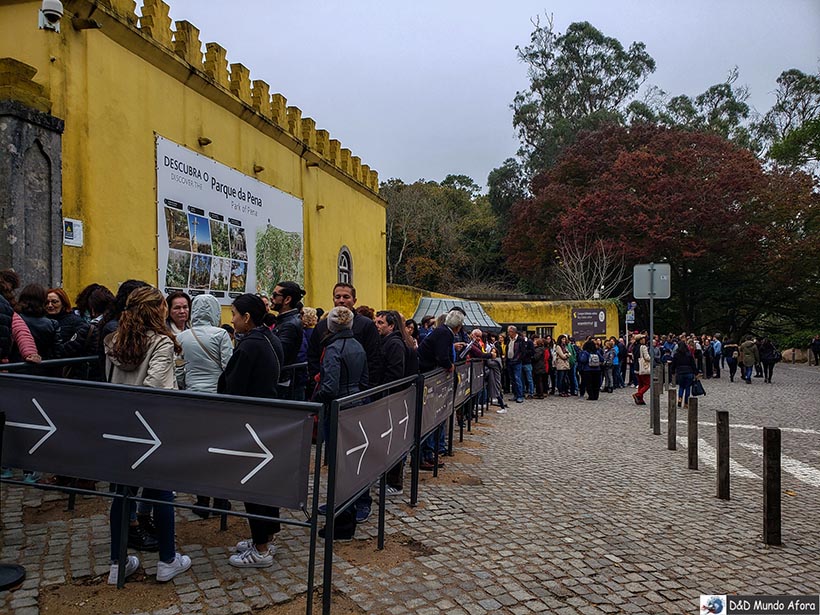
23, 493, 109, 525
39, 573, 178, 615
258, 589, 365, 614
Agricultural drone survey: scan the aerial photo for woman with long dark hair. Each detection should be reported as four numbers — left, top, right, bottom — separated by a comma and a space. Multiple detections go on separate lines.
104, 286, 191, 584
218, 293, 284, 567
670, 341, 698, 408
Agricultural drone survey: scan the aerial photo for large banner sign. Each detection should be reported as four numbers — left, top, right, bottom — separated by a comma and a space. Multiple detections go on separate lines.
156, 136, 304, 304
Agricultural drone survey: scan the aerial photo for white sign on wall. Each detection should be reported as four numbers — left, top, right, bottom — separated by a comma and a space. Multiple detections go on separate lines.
156, 135, 304, 305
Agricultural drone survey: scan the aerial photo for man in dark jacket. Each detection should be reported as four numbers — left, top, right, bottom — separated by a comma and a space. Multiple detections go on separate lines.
417, 311, 466, 373
417, 310, 466, 468
504, 325, 526, 403
271, 281, 305, 399
307, 283, 381, 391
306, 283, 380, 522
375, 309, 414, 494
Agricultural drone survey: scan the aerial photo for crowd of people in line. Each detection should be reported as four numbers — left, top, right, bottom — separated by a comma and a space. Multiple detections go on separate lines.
0, 268, 808, 585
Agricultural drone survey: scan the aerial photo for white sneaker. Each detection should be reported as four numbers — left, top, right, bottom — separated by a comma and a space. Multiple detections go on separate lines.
496, 408, 508, 414
385, 485, 403, 496
108, 555, 139, 585
234, 538, 254, 552
156, 553, 192, 582
228, 546, 274, 568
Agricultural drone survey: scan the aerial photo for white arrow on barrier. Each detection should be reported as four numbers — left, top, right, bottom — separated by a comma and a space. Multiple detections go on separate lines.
208, 423, 274, 485
103, 411, 162, 469
346, 421, 369, 475
381, 409, 394, 455
399, 400, 410, 439
7, 398, 57, 454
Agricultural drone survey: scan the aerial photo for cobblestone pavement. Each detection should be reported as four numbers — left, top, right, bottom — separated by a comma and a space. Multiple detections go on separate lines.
2, 363, 819, 614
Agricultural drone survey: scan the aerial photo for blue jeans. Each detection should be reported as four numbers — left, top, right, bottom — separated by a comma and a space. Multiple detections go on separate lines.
743, 365, 753, 382
677, 373, 693, 404
569, 367, 579, 395
507, 362, 523, 400
111, 486, 175, 563
556, 370, 569, 394
521, 364, 534, 395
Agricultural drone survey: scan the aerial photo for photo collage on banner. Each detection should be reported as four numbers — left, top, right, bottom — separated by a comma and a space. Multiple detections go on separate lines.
156, 135, 304, 304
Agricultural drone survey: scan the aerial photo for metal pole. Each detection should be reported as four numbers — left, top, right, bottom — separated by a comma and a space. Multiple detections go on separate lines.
322, 401, 341, 615
410, 375, 424, 507
716, 410, 730, 500
652, 367, 661, 435
667, 389, 677, 450
763, 427, 782, 545
377, 474, 386, 550
648, 263, 655, 433
688, 397, 698, 470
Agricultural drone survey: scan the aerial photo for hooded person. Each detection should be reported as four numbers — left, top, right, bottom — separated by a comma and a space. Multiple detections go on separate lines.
176, 294, 233, 393
175, 294, 235, 517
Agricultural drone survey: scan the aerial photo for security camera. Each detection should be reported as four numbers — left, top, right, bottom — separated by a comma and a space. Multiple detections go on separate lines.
39, 0, 64, 32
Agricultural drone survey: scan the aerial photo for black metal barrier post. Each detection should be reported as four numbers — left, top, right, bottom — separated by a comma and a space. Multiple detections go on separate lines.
410, 374, 424, 507
717, 410, 730, 500
0, 410, 27, 591
763, 427, 782, 546
322, 400, 340, 615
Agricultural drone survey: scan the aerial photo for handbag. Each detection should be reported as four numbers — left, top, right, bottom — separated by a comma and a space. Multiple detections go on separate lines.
692, 379, 706, 396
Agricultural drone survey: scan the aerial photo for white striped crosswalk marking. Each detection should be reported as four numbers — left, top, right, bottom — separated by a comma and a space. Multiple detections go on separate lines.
676, 437, 760, 479
738, 442, 820, 488
663, 419, 820, 436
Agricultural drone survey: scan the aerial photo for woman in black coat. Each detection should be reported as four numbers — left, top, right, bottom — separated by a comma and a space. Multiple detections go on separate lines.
217, 294, 283, 569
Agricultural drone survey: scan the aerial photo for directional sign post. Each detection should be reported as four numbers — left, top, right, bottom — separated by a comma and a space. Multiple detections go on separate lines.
0, 374, 317, 509
334, 386, 417, 507
633, 263, 672, 426
420, 369, 455, 438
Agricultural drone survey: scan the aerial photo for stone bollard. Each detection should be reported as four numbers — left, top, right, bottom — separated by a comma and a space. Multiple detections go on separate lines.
716, 410, 730, 500
763, 427, 782, 545
688, 397, 698, 470
667, 389, 677, 450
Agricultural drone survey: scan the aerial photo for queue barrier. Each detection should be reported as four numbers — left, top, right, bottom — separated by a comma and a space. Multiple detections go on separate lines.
1, 355, 489, 614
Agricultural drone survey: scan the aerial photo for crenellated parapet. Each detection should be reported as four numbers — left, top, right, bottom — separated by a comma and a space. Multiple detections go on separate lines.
110, 0, 379, 193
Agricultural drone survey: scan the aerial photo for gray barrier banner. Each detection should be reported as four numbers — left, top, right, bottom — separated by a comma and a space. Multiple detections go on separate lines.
471, 360, 485, 395
453, 362, 471, 407
0, 374, 316, 509
420, 369, 454, 437
334, 386, 417, 505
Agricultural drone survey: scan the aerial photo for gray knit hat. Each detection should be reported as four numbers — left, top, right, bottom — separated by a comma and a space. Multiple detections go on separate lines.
327, 306, 354, 333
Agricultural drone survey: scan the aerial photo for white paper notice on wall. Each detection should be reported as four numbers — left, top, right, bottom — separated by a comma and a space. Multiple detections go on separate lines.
63, 218, 84, 247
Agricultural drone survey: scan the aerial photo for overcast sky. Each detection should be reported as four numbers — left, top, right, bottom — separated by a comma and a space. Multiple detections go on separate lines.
164, 0, 819, 190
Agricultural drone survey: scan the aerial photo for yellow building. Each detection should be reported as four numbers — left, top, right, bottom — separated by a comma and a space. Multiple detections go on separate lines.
0, 0, 386, 311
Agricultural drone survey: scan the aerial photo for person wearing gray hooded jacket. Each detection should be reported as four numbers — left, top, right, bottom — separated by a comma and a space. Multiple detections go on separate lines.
176, 294, 233, 393
175, 294, 233, 516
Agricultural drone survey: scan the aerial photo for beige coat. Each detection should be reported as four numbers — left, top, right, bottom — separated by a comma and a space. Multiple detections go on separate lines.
104, 331, 178, 389
637, 344, 652, 375
553, 344, 570, 370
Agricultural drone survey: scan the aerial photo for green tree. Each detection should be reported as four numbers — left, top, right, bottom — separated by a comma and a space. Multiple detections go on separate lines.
756, 68, 820, 158
487, 158, 527, 218
513, 17, 655, 172
627, 68, 755, 148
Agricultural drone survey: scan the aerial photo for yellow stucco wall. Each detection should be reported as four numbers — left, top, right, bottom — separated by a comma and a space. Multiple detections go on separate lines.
387, 284, 619, 338
0, 0, 386, 312
480, 300, 619, 338
386, 284, 457, 320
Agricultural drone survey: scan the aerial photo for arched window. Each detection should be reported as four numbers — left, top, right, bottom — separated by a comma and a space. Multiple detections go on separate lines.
338, 247, 352, 284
